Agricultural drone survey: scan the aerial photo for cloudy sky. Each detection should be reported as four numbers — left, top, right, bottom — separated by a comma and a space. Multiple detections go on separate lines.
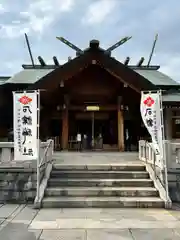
0, 0, 180, 81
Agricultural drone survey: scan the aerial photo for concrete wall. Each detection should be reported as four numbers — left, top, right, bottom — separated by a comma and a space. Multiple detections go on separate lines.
0, 164, 46, 203
0, 168, 37, 203
0, 141, 48, 203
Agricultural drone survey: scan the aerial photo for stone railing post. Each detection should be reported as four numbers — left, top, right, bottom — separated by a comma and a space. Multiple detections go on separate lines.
0, 142, 13, 163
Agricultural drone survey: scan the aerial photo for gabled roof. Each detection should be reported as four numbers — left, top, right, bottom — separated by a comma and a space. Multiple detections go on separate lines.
27, 50, 157, 92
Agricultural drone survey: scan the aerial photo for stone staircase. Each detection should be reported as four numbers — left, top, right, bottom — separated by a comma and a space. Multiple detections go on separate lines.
42, 162, 164, 208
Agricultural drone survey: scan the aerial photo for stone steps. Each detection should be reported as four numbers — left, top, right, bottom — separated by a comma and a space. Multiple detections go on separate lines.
45, 187, 159, 197
48, 178, 154, 187
50, 170, 149, 179
52, 164, 146, 171
42, 163, 164, 208
42, 196, 164, 208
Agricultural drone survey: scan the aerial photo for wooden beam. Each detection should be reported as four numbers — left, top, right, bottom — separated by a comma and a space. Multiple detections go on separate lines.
57, 104, 118, 111
105, 68, 140, 94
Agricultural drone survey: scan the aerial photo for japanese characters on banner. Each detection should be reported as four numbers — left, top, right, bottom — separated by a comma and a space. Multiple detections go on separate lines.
13, 91, 39, 161
140, 91, 164, 162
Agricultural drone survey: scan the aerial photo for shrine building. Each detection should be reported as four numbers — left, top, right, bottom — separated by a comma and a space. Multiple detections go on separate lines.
0, 38, 180, 151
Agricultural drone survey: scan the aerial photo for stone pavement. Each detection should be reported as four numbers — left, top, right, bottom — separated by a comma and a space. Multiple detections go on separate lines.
53, 151, 141, 165
1, 204, 180, 239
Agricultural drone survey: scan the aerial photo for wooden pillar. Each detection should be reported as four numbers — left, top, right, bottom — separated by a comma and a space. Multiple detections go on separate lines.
61, 95, 69, 150
117, 96, 124, 151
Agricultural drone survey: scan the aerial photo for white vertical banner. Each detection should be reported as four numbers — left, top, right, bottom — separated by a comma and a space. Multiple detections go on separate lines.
13, 91, 39, 161
140, 91, 164, 166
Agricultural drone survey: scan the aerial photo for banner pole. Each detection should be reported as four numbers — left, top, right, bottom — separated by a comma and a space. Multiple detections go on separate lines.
36, 90, 40, 201
140, 90, 170, 206
159, 90, 169, 203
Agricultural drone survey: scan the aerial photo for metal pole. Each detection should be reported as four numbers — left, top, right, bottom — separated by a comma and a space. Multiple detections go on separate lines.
159, 90, 169, 206
36, 90, 40, 202
25, 33, 35, 67
147, 34, 158, 67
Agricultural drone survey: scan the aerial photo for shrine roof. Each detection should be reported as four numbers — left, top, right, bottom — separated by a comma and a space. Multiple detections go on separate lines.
0, 76, 10, 85
134, 69, 179, 86
162, 91, 180, 102
1, 37, 179, 89
1, 69, 53, 85
1, 65, 178, 88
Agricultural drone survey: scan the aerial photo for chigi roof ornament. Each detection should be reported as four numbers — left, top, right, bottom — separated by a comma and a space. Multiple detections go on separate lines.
105, 36, 132, 56
56, 36, 83, 56
56, 36, 132, 57
22, 34, 160, 70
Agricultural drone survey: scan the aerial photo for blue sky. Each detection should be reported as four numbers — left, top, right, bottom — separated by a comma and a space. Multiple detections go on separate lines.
0, 0, 180, 81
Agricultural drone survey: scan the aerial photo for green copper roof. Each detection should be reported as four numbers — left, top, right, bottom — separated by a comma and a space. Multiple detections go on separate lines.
0, 76, 10, 85
1, 67, 179, 87
134, 69, 179, 86
4, 69, 53, 84
162, 92, 180, 102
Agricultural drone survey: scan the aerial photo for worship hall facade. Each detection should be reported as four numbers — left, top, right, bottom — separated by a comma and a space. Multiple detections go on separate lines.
0, 38, 180, 151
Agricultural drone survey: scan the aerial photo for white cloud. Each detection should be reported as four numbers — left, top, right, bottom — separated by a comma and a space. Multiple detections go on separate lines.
0, 25, 28, 39
0, 3, 6, 14
27, 0, 75, 34
0, 0, 75, 38
82, 0, 118, 25
29, 0, 74, 14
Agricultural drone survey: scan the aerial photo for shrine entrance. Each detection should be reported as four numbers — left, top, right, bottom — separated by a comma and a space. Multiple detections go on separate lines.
68, 108, 118, 151
38, 54, 147, 152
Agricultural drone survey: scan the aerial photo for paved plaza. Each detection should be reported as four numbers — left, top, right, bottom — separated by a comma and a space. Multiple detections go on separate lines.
1, 204, 180, 239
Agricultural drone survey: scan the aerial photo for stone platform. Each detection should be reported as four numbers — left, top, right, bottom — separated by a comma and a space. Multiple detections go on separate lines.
53, 151, 141, 165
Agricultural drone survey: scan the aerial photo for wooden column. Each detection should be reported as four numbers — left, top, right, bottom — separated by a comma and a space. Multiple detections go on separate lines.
117, 96, 124, 151
61, 95, 69, 150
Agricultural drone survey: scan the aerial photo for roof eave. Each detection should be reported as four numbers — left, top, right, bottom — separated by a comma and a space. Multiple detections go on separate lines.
22, 64, 58, 69
156, 85, 180, 89
129, 66, 160, 70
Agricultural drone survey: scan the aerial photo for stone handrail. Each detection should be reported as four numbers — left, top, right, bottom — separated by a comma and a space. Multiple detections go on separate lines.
139, 140, 172, 208
163, 140, 180, 202
34, 139, 54, 208
139, 140, 165, 184
0, 142, 48, 165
